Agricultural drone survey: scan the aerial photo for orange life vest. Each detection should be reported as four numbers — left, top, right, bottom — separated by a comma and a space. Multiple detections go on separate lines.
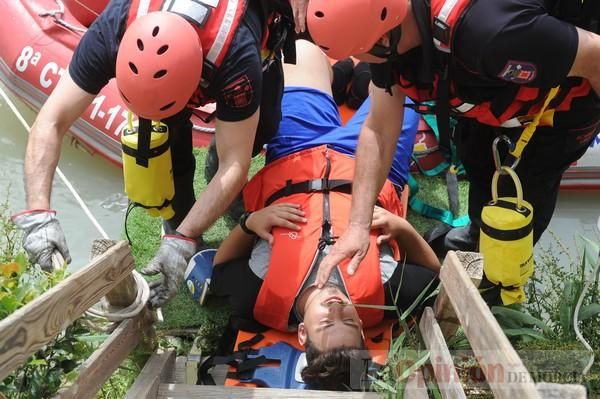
243, 145, 404, 331
399, 0, 594, 128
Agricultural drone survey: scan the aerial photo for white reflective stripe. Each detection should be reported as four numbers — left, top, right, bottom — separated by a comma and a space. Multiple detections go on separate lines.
136, 0, 151, 18
206, 0, 238, 64
501, 118, 523, 128
433, 0, 460, 51
437, 0, 460, 24
453, 102, 475, 113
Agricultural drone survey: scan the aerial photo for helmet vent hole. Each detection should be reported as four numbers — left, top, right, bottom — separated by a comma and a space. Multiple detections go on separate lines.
160, 101, 176, 111
137, 39, 144, 51
128, 62, 138, 74
315, 11, 324, 18
152, 26, 160, 37
154, 69, 167, 79
380, 7, 387, 20
157, 45, 169, 55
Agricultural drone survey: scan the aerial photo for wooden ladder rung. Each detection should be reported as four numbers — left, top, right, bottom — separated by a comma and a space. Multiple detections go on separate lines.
157, 383, 382, 398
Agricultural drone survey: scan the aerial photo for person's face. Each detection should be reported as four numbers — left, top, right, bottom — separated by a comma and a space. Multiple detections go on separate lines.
297, 285, 363, 351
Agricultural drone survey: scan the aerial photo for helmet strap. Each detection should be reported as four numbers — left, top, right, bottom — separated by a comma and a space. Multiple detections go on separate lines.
366, 25, 403, 61
373, 25, 403, 95
387, 25, 403, 61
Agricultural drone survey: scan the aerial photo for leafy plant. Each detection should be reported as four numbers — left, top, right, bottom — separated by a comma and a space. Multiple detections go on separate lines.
371, 263, 439, 397
518, 232, 600, 393
0, 198, 103, 399
0, 199, 20, 263
0, 321, 96, 399
525, 234, 600, 343
0, 254, 66, 320
491, 305, 550, 343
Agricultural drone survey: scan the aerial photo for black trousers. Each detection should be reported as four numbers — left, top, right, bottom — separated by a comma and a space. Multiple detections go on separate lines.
456, 116, 599, 244
209, 257, 439, 332
163, 58, 284, 235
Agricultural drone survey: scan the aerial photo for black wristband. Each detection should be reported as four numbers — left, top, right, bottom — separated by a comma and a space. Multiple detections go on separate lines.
239, 211, 256, 236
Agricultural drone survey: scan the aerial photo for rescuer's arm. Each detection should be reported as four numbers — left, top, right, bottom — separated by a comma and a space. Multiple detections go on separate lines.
176, 111, 259, 238
214, 203, 306, 264
24, 72, 95, 209
371, 206, 440, 273
569, 27, 600, 96
142, 25, 268, 308
12, 72, 95, 271
316, 84, 406, 287
143, 112, 259, 309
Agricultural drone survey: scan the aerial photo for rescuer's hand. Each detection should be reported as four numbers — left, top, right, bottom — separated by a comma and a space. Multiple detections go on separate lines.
12, 210, 71, 271
290, 0, 309, 33
371, 206, 407, 245
246, 203, 306, 245
142, 234, 196, 309
316, 224, 370, 288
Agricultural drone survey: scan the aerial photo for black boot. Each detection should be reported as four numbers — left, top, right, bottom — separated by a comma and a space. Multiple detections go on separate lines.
346, 62, 371, 110
444, 223, 480, 252
163, 168, 205, 251
331, 58, 354, 105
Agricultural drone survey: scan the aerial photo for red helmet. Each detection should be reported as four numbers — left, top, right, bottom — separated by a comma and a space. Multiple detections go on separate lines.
307, 0, 408, 60
116, 12, 203, 120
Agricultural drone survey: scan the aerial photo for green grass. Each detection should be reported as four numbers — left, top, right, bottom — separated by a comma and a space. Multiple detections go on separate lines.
406, 174, 470, 235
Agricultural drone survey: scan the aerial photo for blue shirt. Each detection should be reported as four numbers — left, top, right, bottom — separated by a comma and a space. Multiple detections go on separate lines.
266, 87, 418, 187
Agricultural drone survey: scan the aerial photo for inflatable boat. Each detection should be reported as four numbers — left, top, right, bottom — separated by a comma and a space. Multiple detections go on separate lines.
0, 0, 215, 167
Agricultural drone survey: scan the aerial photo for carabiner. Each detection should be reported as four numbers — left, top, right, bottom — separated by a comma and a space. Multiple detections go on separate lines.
492, 135, 520, 173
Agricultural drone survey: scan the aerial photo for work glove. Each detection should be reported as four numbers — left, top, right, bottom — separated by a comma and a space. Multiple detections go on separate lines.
12, 209, 71, 272
141, 234, 196, 309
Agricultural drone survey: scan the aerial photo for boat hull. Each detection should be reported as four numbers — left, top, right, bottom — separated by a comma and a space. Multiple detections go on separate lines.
0, 0, 214, 167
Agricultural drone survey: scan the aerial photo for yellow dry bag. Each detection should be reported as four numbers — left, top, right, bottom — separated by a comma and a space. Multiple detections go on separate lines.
480, 166, 534, 305
121, 116, 175, 220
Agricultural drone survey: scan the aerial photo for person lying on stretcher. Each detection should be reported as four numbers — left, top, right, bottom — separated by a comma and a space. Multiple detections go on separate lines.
204, 40, 440, 390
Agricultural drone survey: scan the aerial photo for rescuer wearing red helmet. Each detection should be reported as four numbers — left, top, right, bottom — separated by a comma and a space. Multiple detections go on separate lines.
297, 0, 600, 288
13, 0, 295, 309
115, 12, 204, 122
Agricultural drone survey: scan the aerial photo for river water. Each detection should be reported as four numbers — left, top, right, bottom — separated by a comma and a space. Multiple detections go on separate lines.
1, 83, 598, 272
0, 84, 126, 271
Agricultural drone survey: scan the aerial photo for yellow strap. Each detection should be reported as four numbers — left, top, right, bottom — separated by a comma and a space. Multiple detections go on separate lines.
509, 86, 560, 159
491, 166, 524, 210
127, 111, 134, 132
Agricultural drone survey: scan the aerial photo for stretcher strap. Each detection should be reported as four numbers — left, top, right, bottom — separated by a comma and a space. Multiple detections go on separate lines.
407, 175, 469, 227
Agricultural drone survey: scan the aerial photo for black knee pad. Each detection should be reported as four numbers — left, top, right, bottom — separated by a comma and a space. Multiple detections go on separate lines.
346, 62, 371, 110
331, 58, 354, 105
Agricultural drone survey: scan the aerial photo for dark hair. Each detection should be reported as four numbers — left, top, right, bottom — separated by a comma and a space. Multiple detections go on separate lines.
301, 339, 371, 390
